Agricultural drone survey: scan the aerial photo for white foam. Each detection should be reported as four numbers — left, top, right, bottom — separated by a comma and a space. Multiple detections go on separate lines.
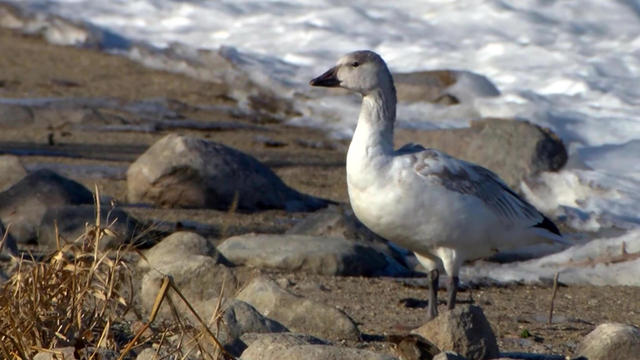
6, 0, 640, 237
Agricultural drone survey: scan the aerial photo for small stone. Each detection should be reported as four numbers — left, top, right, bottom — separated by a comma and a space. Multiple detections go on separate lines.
138, 231, 221, 270
219, 299, 288, 355
434, 351, 469, 360
33, 347, 75, 360
412, 305, 499, 360
387, 334, 440, 360
575, 322, 640, 360
236, 276, 360, 341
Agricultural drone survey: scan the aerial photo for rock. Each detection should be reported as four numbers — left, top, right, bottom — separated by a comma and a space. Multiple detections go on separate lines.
240, 332, 328, 352
386, 334, 441, 360
396, 118, 567, 189
243, 344, 397, 360
38, 205, 143, 250
434, 351, 468, 360
236, 277, 360, 341
219, 299, 288, 355
135, 348, 156, 360
286, 204, 411, 275
239, 333, 328, 360
575, 322, 640, 360
139, 254, 237, 322
0, 155, 27, 192
0, 169, 94, 244
412, 305, 499, 360
138, 231, 221, 271
33, 347, 76, 360
126, 133, 327, 211
218, 233, 394, 276
393, 70, 499, 104
34, 347, 118, 360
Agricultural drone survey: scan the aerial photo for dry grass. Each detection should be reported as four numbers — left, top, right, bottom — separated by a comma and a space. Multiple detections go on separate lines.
0, 187, 232, 360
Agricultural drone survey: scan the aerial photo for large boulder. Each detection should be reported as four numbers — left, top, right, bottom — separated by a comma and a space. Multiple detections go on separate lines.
575, 323, 640, 360
236, 277, 360, 342
218, 233, 398, 276
126, 134, 327, 211
412, 305, 499, 360
0, 169, 94, 244
396, 118, 567, 188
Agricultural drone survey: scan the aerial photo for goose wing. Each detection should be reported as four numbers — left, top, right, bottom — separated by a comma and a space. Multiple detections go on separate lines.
408, 147, 561, 236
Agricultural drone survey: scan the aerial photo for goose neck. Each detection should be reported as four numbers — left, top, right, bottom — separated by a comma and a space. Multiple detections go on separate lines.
354, 87, 396, 155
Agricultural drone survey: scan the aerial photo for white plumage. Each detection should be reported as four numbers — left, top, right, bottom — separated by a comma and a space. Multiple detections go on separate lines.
310, 50, 566, 319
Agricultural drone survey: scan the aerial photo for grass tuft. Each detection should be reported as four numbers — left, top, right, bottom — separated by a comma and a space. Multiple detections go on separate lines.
0, 186, 232, 359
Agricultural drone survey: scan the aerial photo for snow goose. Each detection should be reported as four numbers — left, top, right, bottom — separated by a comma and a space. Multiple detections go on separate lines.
310, 50, 566, 320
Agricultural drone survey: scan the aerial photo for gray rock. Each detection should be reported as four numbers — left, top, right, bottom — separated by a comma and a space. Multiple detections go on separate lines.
240, 332, 328, 352
386, 334, 441, 360
434, 351, 468, 360
286, 205, 411, 275
396, 118, 567, 189
287, 204, 385, 242
33, 347, 76, 360
126, 133, 327, 211
218, 233, 393, 276
139, 231, 221, 271
135, 348, 156, 360
239, 333, 328, 360
0, 169, 94, 244
0, 155, 27, 192
139, 254, 237, 322
243, 344, 398, 360
236, 277, 360, 341
38, 205, 143, 250
219, 299, 288, 355
575, 322, 640, 360
393, 70, 499, 104
412, 305, 499, 360
34, 347, 118, 360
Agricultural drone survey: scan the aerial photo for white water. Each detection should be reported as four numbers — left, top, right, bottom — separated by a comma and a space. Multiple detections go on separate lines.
6, 0, 640, 238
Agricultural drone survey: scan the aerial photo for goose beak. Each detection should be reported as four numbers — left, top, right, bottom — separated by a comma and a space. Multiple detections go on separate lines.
310, 66, 340, 87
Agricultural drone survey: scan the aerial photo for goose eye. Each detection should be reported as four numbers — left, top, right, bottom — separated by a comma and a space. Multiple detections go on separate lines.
351, 61, 360, 68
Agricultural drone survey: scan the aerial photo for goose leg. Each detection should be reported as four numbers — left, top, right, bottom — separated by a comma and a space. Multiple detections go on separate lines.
447, 276, 459, 310
427, 269, 439, 320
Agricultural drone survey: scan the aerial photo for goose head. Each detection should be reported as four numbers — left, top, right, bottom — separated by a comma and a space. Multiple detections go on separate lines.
310, 50, 394, 96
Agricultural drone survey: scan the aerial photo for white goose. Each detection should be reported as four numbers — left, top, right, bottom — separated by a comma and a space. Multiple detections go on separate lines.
310, 50, 566, 319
